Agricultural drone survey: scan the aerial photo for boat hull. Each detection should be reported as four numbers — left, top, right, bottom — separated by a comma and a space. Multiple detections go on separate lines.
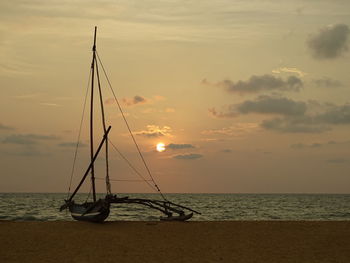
69, 200, 110, 223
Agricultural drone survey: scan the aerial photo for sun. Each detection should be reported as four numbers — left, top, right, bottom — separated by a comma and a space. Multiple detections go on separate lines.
156, 142, 166, 152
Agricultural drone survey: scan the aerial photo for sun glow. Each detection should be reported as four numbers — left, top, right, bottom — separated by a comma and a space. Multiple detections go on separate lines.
156, 142, 166, 152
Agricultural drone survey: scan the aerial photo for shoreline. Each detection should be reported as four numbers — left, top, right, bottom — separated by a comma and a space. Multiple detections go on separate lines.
1, 221, 350, 262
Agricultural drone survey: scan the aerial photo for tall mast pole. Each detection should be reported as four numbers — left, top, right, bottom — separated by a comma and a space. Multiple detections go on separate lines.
95, 60, 111, 195
90, 26, 97, 202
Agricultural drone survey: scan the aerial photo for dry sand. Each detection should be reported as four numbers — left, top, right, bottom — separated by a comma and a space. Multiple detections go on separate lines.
1, 221, 350, 263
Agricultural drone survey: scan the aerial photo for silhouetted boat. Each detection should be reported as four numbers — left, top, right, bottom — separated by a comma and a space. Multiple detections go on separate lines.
60, 27, 200, 222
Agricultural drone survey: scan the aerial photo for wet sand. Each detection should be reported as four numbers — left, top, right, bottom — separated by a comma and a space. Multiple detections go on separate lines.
1, 221, 350, 262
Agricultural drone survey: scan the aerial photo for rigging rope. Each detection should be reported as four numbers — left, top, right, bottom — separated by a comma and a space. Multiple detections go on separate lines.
67, 68, 92, 199
85, 185, 92, 202
108, 139, 159, 192
95, 177, 153, 182
96, 50, 167, 201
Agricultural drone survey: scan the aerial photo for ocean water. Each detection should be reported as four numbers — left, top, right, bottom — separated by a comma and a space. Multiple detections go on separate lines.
0, 193, 350, 221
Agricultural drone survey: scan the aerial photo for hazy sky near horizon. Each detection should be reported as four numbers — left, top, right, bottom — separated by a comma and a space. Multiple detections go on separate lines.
1, 0, 350, 193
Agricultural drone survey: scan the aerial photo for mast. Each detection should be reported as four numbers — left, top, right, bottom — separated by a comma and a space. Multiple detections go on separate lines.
64, 126, 112, 204
90, 26, 97, 202
95, 59, 111, 194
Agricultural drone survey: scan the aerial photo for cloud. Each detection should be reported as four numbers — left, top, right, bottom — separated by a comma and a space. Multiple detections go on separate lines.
313, 77, 343, 88
9, 148, 49, 157
58, 142, 87, 147
13, 93, 42, 99
167, 143, 194, 150
272, 67, 307, 77
0, 123, 14, 130
290, 143, 306, 149
212, 74, 303, 94
328, 140, 337, 145
105, 98, 115, 105
326, 158, 349, 164
291, 143, 323, 149
40, 102, 61, 107
202, 123, 259, 136
173, 153, 203, 160
0, 58, 37, 76
208, 107, 238, 118
2, 134, 59, 145
164, 108, 175, 113
134, 125, 172, 137
122, 95, 147, 106
210, 96, 307, 118
261, 103, 350, 133
142, 107, 176, 114
315, 104, 350, 124
307, 24, 350, 59
237, 96, 307, 116
153, 95, 166, 101
210, 93, 350, 133
290, 140, 349, 149
106, 95, 164, 107
261, 117, 331, 133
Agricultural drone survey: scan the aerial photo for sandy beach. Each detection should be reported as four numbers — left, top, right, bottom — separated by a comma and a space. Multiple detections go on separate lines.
1, 221, 349, 263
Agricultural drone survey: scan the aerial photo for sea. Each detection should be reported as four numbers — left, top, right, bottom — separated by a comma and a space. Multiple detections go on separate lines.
1, 193, 350, 221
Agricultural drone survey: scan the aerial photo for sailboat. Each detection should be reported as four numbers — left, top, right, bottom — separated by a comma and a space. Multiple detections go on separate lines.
60, 27, 200, 222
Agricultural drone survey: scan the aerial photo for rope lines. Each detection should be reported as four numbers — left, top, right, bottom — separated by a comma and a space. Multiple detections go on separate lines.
95, 177, 153, 182
96, 50, 167, 201
108, 139, 159, 192
67, 67, 92, 199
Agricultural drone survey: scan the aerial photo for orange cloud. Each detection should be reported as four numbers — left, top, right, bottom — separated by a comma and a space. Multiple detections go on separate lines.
134, 125, 172, 137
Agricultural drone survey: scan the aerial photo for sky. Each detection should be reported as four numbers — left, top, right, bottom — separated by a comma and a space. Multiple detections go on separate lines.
1, 0, 350, 193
